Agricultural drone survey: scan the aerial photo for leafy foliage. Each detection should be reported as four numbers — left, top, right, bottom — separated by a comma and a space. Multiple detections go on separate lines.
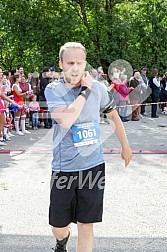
0, 0, 167, 75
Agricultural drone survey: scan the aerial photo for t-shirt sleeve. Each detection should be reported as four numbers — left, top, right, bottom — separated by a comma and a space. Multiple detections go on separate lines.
99, 83, 116, 111
44, 84, 67, 112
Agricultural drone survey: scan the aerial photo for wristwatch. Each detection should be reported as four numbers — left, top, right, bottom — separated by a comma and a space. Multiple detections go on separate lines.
79, 86, 91, 100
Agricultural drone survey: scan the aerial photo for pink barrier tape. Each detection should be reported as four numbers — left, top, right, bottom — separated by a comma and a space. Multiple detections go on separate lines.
0, 149, 167, 154
1, 102, 166, 111
103, 149, 167, 154
117, 101, 167, 108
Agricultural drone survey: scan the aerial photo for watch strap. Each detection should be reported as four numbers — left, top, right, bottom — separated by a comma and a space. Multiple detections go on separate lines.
79, 86, 91, 100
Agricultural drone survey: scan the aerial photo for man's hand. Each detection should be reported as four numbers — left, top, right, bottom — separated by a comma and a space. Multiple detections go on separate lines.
81, 71, 93, 89
121, 145, 132, 167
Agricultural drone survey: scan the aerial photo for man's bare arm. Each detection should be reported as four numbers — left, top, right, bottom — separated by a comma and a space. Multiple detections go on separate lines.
51, 95, 87, 129
107, 109, 132, 167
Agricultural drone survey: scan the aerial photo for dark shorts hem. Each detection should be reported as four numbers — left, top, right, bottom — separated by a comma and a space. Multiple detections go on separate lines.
49, 163, 105, 228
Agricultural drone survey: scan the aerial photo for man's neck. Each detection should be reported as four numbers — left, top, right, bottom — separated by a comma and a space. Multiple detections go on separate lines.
64, 78, 81, 89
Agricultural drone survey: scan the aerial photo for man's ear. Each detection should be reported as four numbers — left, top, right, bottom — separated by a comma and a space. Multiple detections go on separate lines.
59, 60, 63, 70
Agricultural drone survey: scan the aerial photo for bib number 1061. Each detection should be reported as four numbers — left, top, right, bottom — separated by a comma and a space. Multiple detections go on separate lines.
72, 121, 99, 147
77, 128, 96, 139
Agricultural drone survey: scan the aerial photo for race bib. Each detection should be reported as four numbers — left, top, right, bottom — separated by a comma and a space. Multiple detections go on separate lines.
71, 121, 100, 147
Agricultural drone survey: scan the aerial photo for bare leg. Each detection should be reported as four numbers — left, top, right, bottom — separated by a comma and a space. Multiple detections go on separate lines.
77, 222, 94, 252
14, 111, 21, 132
52, 225, 70, 241
0, 113, 5, 133
52, 225, 70, 251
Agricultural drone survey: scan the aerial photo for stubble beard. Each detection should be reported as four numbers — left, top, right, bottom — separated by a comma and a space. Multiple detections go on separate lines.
64, 76, 82, 89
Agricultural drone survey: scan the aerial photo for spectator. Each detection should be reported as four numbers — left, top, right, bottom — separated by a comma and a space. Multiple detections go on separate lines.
10, 69, 19, 85
29, 95, 40, 129
30, 72, 40, 97
12, 75, 31, 135
160, 71, 167, 113
148, 69, 161, 118
51, 72, 60, 82
140, 67, 150, 116
129, 72, 142, 121
19, 75, 32, 101
50, 67, 56, 79
0, 76, 19, 145
27, 73, 32, 84
18, 66, 24, 77
39, 67, 52, 128
118, 74, 134, 122
3, 71, 12, 87
110, 73, 120, 109
91, 69, 98, 80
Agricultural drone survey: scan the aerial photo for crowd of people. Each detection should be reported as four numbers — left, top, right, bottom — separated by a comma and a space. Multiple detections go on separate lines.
0, 41, 166, 252
0, 66, 66, 146
0, 64, 167, 147
91, 66, 167, 122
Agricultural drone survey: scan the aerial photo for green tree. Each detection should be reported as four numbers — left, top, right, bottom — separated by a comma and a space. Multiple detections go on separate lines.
0, 0, 167, 74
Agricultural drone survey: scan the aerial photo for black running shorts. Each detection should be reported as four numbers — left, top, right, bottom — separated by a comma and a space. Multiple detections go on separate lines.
49, 163, 105, 227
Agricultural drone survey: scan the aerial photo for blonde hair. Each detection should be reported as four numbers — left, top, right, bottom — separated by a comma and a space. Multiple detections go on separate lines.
59, 42, 86, 61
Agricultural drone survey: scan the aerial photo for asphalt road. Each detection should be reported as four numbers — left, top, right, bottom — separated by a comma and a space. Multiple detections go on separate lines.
0, 110, 167, 252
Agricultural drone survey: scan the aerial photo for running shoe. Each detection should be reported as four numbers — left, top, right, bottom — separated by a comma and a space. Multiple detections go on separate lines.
16, 131, 24, 136
8, 132, 15, 137
22, 130, 31, 134
0, 141, 7, 146
3, 134, 11, 141
53, 232, 70, 252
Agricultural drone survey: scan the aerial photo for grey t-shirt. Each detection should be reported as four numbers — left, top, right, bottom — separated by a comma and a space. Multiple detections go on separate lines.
45, 79, 115, 172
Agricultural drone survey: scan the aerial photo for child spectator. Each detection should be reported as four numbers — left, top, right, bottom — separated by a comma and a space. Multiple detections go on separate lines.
29, 95, 40, 129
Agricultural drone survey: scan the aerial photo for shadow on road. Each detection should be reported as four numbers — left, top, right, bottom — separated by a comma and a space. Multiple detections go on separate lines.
0, 234, 167, 252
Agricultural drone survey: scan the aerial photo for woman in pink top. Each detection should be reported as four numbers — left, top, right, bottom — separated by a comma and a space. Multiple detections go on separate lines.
118, 75, 134, 122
